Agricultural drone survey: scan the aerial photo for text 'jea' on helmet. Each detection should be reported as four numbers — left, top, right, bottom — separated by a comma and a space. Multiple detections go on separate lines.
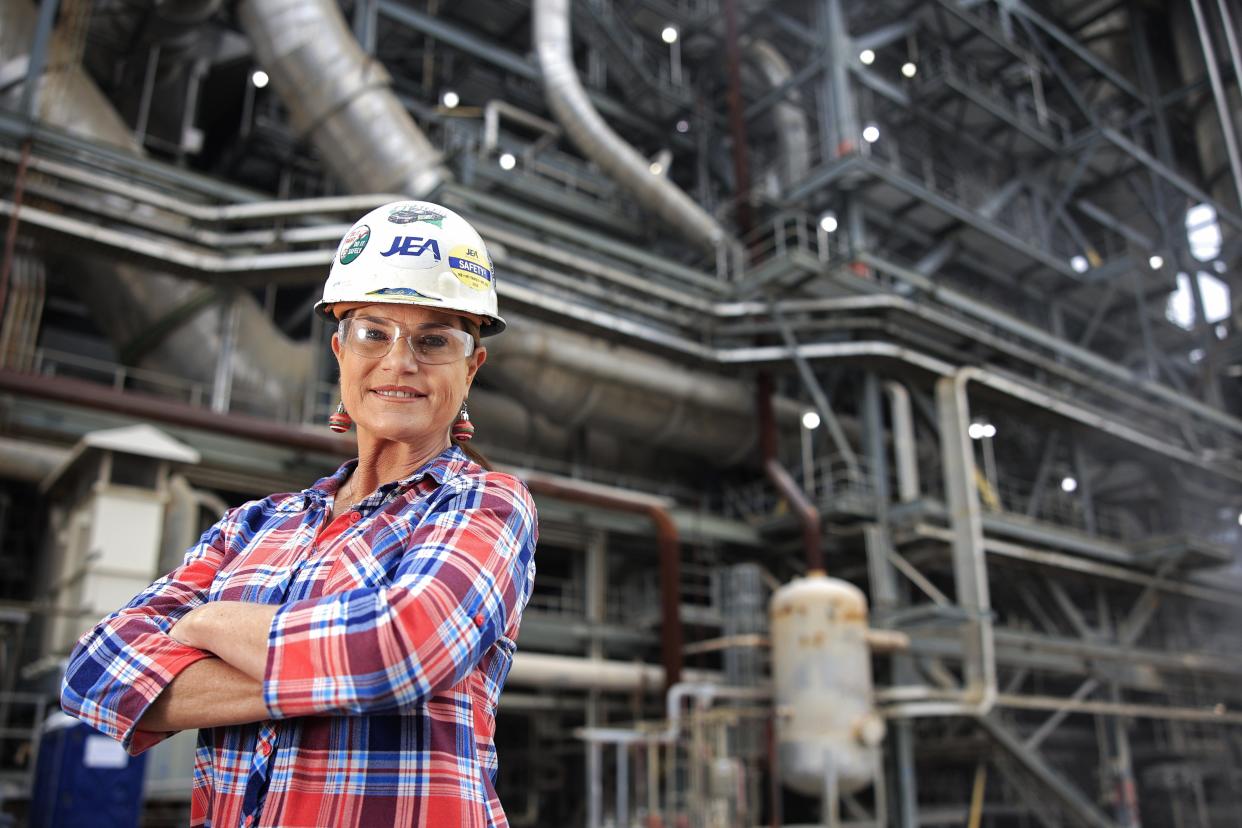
316, 201, 505, 335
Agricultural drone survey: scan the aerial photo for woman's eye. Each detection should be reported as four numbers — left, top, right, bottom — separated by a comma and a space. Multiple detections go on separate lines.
361, 326, 392, 342
417, 334, 450, 349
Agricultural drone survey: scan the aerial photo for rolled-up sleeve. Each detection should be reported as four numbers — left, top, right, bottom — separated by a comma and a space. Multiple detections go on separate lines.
60, 509, 237, 755
263, 473, 537, 719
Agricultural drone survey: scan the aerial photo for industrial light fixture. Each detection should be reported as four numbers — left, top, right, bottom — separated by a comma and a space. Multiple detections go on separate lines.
819, 212, 839, 233
498, 152, 516, 170
1070, 255, 1089, 273
649, 161, 664, 175
901, 62, 917, 78
859, 49, 876, 65
251, 69, 270, 89
968, 421, 996, 440
662, 25, 679, 44
1149, 254, 1164, 270
802, 410, 821, 430
1061, 476, 1078, 493
441, 90, 460, 109
862, 124, 880, 143
1237, 512, 1242, 527
676, 119, 690, 133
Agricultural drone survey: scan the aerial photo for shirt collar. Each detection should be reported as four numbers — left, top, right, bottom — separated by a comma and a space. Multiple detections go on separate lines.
304, 444, 473, 506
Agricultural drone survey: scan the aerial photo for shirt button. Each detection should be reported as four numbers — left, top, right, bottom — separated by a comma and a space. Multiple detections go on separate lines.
258, 742, 271, 756
473, 614, 485, 627
349, 511, 363, 523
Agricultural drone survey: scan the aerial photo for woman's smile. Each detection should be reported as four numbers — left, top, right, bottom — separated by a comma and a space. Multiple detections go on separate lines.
371, 384, 427, 401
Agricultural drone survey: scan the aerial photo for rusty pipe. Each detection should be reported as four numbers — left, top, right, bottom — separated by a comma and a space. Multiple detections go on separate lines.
0, 368, 352, 457
757, 374, 824, 573
517, 471, 683, 689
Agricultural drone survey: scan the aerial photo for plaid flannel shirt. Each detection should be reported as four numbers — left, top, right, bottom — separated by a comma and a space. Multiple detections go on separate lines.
61, 445, 538, 827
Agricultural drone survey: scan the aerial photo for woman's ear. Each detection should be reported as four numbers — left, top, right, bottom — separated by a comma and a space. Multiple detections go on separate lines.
331, 331, 342, 364
465, 346, 487, 388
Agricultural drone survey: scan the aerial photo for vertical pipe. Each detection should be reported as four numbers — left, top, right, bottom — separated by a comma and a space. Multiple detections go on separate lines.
616, 743, 628, 828
723, 0, 755, 239
758, 374, 824, 572
211, 293, 240, 413
588, 740, 603, 828
884, 382, 920, 502
520, 475, 682, 689
133, 45, 161, 143
0, 142, 34, 333
1188, 0, 1242, 210
935, 370, 995, 713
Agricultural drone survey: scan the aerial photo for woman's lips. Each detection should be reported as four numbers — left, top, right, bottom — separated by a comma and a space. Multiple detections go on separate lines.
371, 388, 426, 401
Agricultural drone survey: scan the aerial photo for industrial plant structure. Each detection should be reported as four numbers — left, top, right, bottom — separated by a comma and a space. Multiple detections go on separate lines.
1, 0, 1240, 825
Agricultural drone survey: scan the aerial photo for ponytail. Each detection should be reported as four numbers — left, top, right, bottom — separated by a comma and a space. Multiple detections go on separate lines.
455, 437, 494, 471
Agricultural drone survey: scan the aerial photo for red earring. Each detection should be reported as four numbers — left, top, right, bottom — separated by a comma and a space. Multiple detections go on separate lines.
329, 401, 353, 433
452, 400, 475, 442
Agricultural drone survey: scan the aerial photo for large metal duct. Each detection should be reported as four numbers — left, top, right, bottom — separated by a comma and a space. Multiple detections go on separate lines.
487, 314, 799, 463
748, 40, 810, 192
238, 0, 448, 198
1, 0, 312, 415
532, 0, 727, 254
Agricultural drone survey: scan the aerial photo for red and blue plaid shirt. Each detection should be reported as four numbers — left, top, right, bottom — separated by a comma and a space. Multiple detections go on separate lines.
61, 445, 538, 827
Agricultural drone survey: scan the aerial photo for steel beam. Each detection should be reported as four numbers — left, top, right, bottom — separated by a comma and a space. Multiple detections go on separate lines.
981, 715, 1120, 828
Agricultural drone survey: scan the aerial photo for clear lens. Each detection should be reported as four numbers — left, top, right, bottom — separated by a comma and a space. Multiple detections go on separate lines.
340, 317, 474, 364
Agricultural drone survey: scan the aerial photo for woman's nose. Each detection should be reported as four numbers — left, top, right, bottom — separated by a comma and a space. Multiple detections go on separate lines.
381, 337, 422, 372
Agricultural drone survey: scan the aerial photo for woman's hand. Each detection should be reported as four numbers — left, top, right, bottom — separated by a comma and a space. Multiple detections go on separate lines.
168, 602, 279, 682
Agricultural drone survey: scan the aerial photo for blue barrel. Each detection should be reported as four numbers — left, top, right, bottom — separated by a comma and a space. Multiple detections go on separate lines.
29, 714, 147, 828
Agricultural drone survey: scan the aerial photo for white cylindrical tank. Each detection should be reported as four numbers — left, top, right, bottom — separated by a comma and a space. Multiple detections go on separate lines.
770, 572, 884, 796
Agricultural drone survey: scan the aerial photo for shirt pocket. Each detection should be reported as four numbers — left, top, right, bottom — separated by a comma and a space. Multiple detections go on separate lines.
207, 523, 313, 603
322, 515, 411, 593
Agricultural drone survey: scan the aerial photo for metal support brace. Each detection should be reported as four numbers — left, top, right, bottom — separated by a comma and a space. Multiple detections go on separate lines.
980, 715, 1119, 828
1189, 0, 1242, 212
18, 0, 61, 122
210, 292, 240, 414
771, 304, 860, 477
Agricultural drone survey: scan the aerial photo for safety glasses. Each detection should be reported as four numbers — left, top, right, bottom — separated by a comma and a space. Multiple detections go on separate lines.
338, 315, 476, 364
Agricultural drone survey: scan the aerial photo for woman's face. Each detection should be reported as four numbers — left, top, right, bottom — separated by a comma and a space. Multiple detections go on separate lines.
330, 303, 486, 448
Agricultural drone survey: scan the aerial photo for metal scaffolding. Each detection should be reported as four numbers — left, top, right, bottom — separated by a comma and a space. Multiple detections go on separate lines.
1, 0, 1241, 825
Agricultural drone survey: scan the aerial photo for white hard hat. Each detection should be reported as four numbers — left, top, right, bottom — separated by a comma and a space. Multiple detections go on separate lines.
316, 200, 505, 335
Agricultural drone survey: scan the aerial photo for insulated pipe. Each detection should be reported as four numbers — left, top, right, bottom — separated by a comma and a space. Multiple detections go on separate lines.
239, 0, 448, 198
747, 41, 811, 190
507, 654, 718, 694
518, 470, 684, 689
884, 382, 920, 503
757, 374, 824, 573
532, 0, 727, 253
0, 437, 68, 482
0, 0, 313, 414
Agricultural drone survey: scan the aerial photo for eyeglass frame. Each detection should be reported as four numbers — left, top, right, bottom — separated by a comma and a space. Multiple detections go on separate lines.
336, 314, 478, 364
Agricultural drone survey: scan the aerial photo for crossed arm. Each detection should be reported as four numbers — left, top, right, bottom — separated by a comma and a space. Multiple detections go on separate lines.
65, 475, 537, 752
136, 603, 277, 732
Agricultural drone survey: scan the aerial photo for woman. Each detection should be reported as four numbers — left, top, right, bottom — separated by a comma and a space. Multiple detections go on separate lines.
61, 201, 538, 828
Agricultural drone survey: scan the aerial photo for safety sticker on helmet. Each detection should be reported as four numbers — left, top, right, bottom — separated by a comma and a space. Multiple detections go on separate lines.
339, 225, 370, 264
387, 204, 446, 227
365, 286, 440, 301
448, 245, 494, 290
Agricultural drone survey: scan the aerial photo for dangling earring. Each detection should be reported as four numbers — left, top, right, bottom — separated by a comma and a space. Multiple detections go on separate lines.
451, 400, 475, 442
328, 401, 353, 433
